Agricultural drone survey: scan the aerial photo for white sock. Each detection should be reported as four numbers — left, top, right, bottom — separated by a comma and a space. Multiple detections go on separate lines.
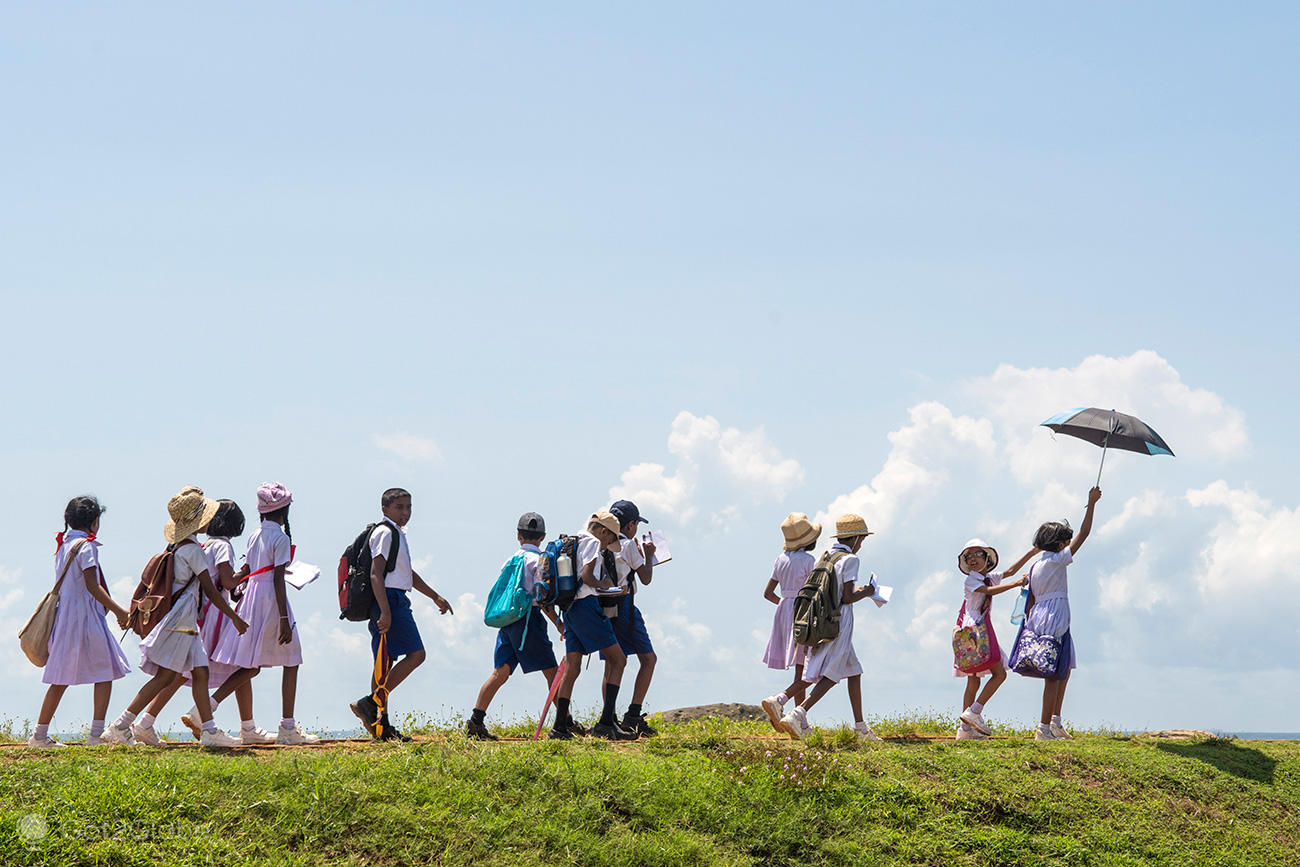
1051, 714, 1062, 726
971, 701, 984, 714
90, 720, 105, 737
202, 719, 217, 733
241, 719, 257, 732
1039, 723, 1053, 733
138, 713, 156, 729
115, 711, 136, 728
959, 722, 973, 731
209, 697, 220, 713
775, 692, 787, 705
33, 724, 49, 739
281, 717, 295, 730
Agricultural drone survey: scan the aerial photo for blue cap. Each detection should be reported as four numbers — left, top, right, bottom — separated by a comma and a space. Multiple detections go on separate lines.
609, 500, 648, 526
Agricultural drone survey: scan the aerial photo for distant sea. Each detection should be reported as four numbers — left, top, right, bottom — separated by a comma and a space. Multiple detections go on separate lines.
1219, 732, 1300, 740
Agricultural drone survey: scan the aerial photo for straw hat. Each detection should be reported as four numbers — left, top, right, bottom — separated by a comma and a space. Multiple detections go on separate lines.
164, 485, 220, 544
256, 482, 293, 515
588, 511, 622, 549
958, 538, 999, 575
831, 513, 874, 539
781, 512, 822, 551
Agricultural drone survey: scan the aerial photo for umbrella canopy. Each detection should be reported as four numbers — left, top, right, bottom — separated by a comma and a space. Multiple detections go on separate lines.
1040, 407, 1174, 456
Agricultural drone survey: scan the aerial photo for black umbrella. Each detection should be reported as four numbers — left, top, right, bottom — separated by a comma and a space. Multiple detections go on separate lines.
1040, 407, 1174, 485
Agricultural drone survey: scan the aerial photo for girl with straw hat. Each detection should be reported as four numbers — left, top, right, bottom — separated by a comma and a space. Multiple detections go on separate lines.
759, 513, 821, 730
102, 486, 249, 748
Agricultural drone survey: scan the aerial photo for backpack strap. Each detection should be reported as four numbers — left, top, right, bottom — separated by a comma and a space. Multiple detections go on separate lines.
372, 521, 402, 575
168, 538, 201, 604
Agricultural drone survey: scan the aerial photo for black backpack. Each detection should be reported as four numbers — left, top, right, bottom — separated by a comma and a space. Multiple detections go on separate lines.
337, 521, 402, 622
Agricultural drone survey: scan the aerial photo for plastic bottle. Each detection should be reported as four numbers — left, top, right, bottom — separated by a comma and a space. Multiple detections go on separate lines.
1010, 586, 1028, 625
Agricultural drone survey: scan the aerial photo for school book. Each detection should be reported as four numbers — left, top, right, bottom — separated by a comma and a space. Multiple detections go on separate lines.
642, 530, 672, 566
865, 573, 892, 608
285, 561, 321, 591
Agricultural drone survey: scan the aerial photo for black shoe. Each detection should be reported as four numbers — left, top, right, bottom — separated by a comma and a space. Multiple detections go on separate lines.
592, 720, 639, 741
466, 716, 499, 741
565, 717, 589, 737
548, 724, 573, 740
623, 711, 658, 737
350, 695, 379, 737
379, 716, 412, 743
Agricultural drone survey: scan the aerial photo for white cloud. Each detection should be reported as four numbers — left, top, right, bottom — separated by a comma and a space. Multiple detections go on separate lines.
373, 432, 443, 464
1186, 480, 1300, 599
609, 462, 696, 523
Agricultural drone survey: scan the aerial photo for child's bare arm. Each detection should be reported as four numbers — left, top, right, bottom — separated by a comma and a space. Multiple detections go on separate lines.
976, 577, 1028, 596
843, 581, 875, 604
412, 573, 453, 614
1070, 487, 1102, 555
200, 570, 247, 633
83, 567, 129, 627
1002, 548, 1039, 578
764, 579, 781, 605
273, 564, 292, 644
218, 561, 247, 592
580, 559, 600, 588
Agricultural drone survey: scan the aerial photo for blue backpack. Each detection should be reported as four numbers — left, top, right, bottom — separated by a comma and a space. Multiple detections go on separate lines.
484, 553, 533, 640
532, 535, 581, 610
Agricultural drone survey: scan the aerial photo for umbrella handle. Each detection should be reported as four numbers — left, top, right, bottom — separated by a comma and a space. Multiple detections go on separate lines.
1096, 434, 1109, 487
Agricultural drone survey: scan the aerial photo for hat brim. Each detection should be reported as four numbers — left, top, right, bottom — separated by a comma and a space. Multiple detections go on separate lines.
831, 529, 874, 539
165, 497, 221, 544
783, 522, 823, 551
958, 545, 999, 575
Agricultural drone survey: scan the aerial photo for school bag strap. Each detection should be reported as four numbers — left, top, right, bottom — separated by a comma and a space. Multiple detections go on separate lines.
53, 538, 90, 594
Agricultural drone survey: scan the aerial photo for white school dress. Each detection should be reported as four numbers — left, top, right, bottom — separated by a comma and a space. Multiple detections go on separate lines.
210, 519, 302, 669
1024, 548, 1077, 670
139, 535, 210, 676
762, 549, 815, 670
802, 543, 864, 684
194, 536, 238, 688
952, 570, 1009, 679
43, 531, 131, 685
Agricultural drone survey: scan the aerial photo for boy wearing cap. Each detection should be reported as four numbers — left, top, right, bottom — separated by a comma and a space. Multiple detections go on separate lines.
350, 488, 454, 741
603, 500, 659, 736
466, 512, 563, 741
777, 513, 885, 742
551, 511, 637, 741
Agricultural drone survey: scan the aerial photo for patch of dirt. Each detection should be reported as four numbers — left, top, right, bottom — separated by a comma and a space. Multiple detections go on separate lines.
655, 703, 766, 723
1144, 730, 1219, 739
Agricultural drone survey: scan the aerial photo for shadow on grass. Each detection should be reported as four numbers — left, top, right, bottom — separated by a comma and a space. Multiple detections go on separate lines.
1156, 739, 1277, 784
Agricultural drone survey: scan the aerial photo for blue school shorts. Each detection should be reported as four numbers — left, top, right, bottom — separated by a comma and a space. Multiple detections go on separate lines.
494, 607, 558, 674
369, 588, 424, 658
562, 596, 619, 655
602, 595, 655, 657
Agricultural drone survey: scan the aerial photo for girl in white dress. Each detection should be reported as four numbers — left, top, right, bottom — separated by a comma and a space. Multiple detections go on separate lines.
759, 513, 820, 730
102, 486, 248, 748
778, 514, 884, 742
208, 482, 318, 745
29, 497, 132, 748
1013, 486, 1102, 741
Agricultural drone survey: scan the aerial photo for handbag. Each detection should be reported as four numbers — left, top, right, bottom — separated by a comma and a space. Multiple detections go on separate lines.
952, 616, 993, 673
18, 538, 88, 667
1009, 625, 1062, 678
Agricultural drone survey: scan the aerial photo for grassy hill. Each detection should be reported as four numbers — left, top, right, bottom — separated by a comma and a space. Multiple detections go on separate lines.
1, 716, 1297, 866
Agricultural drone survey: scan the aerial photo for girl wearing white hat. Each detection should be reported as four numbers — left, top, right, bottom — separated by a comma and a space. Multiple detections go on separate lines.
759, 513, 821, 729
952, 539, 1036, 740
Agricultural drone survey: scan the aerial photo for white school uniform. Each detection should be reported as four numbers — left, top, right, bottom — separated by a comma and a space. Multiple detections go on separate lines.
42, 531, 131, 685
139, 536, 211, 675
1025, 548, 1077, 668
802, 543, 864, 684
519, 542, 542, 600
575, 533, 625, 601
368, 519, 413, 591
952, 569, 1009, 679
195, 536, 239, 688
762, 549, 815, 670
210, 519, 302, 669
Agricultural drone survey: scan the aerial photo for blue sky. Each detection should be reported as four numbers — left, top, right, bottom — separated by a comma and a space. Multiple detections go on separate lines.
2, 3, 1296, 734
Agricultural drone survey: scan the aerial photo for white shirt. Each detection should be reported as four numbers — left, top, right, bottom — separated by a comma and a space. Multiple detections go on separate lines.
1028, 548, 1073, 600
961, 570, 1005, 624
169, 535, 211, 629
616, 535, 645, 586
54, 529, 100, 585
831, 542, 861, 599
369, 519, 413, 591
511, 543, 543, 602
204, 537, 235, 581
576, 532, 622, 601
771, 550, 816, 597
246, 519, 292, 578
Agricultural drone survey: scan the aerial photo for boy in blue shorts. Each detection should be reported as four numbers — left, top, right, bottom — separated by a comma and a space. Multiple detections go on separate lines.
350, 488, 454, 741
466, 512, 563, 740
604, 500, 659, 736
550, 511, 637, 741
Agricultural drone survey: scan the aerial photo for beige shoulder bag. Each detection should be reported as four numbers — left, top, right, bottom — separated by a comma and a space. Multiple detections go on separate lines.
18, 538, 88, 667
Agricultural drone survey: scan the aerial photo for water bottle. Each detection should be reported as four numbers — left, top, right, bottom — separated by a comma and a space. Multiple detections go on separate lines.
557, 552, 574, 578
1010, 586, 1028, 626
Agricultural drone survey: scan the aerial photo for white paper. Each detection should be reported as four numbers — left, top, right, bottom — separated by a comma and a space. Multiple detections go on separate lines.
866, 573, 892, 608
642, 530, 672, 565
284, 561, 320, 590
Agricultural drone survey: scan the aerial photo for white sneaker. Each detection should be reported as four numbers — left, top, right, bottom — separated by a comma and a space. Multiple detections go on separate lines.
854, 721, 883, 742
1034, 726, 1058, 741
130, 724, 162, 747
180, 707, 202, 739
200, 728, 242, 748
955, 725, 988, 741
1050, 721, 1073, 740
101, 722, 135, 746
240, 726, 277, 745
778, 707, 809, 741
26, 734, 66, 748
960, 708, 992, 736
276, 724, 321, 745
761, 695, 785, 732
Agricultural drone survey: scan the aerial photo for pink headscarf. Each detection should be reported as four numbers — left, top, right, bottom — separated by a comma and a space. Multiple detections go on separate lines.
256, 482, 293, 514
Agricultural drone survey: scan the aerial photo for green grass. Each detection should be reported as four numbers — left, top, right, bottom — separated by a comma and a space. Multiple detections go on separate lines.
1, 717, 1297, 866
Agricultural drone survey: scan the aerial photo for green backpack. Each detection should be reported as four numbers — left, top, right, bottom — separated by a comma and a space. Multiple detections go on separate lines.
791, 550, 848, 648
